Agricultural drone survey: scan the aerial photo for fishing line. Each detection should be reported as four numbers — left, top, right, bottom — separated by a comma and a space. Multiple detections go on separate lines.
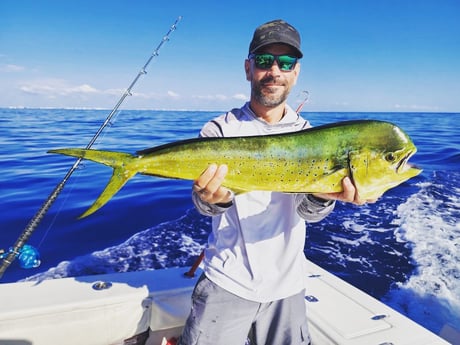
37, 109, 121, 248
0, 16, 183, 280
36, 165, 82, 249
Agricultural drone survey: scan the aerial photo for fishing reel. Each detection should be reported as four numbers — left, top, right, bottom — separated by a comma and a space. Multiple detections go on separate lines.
0, 244, 41, 269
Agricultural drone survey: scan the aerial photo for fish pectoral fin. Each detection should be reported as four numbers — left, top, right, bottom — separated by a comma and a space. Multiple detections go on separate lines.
347, 150, 363, 191
79, 167, 137, 219
226, 186, 250, 195
307, 167, 349, 193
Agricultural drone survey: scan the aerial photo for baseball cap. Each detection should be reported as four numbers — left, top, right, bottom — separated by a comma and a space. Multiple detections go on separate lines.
249, 19, 303, 58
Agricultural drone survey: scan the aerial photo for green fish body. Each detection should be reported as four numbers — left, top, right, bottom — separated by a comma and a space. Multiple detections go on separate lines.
49, 120, 421, 218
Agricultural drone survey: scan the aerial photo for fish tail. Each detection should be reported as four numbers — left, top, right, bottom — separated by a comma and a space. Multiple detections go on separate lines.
48, 148, 137, 218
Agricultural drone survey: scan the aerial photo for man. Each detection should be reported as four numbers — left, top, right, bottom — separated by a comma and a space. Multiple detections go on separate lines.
179, 19, 372, 345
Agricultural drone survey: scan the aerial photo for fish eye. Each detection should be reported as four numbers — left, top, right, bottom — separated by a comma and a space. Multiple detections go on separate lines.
385, 152, 396, 162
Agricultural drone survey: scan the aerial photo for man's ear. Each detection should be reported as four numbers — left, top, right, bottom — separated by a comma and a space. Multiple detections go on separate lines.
244, 59, 251, 81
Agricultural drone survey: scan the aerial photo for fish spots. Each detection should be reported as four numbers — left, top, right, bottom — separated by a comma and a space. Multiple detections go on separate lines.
304, 158, 330, 179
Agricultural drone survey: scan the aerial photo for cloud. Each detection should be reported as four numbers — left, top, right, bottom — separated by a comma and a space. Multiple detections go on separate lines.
192, 94, 229, 101
127, 90, 180, 100
394, 104, 440, 111
72, 84, 98, 93
232, 93, 248, 101
0, 64, 25, 72
191, 93, 248, 102
167, 90, 180, 98
18, 79, 122, 98
14, 78, 248, 109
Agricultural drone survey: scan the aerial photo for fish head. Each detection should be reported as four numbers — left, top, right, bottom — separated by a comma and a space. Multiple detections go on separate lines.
348, 123, 422, 200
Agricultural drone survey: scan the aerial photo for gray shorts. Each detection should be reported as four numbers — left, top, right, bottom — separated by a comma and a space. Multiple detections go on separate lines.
179, 274, 310, 345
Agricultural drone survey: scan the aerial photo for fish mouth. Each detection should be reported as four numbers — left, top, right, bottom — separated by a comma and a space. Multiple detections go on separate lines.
396, 150, 419, 173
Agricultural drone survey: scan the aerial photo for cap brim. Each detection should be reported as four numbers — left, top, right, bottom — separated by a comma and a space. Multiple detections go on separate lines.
250, 42, 303, 58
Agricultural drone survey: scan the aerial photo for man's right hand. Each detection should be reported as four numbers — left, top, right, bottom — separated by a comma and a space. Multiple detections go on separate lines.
193, 164, 234, 205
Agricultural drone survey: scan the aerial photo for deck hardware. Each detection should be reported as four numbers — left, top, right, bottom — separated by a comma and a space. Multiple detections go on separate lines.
305, 295, 319, 302
371, 314, 387, 320
92, 281, 113, 291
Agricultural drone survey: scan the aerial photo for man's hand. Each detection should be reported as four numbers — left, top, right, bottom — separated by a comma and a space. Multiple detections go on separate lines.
313, 176, 378, 205
193, 164, 234, 205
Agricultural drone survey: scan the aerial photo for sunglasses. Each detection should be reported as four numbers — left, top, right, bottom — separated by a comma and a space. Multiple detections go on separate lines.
248, 53, 298, 71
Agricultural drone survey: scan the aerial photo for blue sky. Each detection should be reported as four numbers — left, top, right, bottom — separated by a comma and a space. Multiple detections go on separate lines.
1, 0, 459, 112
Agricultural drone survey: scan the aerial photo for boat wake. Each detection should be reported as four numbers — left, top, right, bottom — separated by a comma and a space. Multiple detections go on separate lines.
383, 170, 460, 334
21, 208, 210, 281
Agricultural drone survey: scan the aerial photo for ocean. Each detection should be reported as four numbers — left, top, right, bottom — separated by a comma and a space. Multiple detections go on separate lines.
0, 108, 459, 340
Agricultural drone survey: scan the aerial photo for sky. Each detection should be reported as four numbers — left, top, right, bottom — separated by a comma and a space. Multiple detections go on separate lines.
1, 0, 459, 112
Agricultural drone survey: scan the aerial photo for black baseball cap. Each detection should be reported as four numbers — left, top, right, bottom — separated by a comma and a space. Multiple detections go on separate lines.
249, 19, 303, 58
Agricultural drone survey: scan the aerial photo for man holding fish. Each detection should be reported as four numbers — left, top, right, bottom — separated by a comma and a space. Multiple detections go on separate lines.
181, 19, 376, 345
48, 17, 420, 344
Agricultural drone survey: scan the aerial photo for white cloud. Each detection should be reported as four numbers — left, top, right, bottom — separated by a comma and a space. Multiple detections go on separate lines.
19, 79, 121, 98
0, 64, 25, 72
193, 94, 229, 101
394, 104, 440, 111
167, 90, 180, 98
104, 88, 125, 96
232, 93, 248, 101
69, 84, 98, 94
12, 77, 248, 109
129, 90, 178, 100
190, 93, 248, 102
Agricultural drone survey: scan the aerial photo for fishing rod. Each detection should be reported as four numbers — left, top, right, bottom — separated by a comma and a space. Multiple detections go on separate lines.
0, 16, 183, 280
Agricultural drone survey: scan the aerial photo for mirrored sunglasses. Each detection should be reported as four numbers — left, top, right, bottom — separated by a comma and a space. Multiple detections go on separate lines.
248, 53, 298, 71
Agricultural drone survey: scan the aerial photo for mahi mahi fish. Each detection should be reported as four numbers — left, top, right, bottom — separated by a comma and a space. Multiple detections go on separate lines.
48, 120, 421, 218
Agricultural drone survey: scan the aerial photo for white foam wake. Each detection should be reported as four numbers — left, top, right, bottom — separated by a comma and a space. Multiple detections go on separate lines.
385, 175, 460, 333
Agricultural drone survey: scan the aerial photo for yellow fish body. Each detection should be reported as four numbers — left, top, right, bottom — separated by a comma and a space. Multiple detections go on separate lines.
49, 120, 421, 218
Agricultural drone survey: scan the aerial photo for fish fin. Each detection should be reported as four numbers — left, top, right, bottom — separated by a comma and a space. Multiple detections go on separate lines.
48, 148, 137, 218
48, 148, 133, 168
232, 189, 245, 195
226, 186, 250, 195
79, 167, 137, 218
304, 167, 348, 194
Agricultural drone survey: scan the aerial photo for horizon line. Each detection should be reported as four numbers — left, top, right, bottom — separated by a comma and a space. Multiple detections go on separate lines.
1, 106, 458, 114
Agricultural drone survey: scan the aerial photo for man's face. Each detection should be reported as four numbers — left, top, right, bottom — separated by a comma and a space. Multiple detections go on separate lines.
245, 43, 300, 108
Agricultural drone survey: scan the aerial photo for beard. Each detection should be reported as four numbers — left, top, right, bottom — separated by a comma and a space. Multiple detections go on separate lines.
252, 76, 291, 107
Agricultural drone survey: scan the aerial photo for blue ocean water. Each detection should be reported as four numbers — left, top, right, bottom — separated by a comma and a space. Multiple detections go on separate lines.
0, 108, 459, 339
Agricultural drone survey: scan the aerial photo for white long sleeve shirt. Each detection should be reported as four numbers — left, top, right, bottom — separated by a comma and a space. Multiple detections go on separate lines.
193, 102, 335, 302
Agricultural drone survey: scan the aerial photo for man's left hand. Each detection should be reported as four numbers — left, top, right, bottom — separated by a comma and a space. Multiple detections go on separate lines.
313, 177, 378, 205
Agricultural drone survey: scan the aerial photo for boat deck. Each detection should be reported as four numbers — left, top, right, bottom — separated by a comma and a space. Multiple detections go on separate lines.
0, 261, 453, 344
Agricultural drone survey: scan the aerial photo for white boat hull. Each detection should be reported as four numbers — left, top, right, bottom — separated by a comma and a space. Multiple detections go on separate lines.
0, 261, 454, 345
